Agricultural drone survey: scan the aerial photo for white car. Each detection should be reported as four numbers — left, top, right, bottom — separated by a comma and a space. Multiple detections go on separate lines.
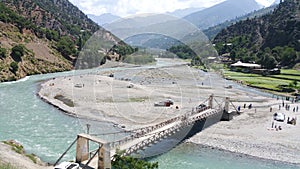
273, 112, 285, 122
54, 162, 80, 169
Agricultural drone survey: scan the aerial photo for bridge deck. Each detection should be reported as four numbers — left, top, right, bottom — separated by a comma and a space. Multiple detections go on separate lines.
110, 107, 219, 157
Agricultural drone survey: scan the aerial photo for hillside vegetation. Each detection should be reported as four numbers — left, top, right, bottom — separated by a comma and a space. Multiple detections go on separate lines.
0, 0, 122, 82
213, 0, 300, 69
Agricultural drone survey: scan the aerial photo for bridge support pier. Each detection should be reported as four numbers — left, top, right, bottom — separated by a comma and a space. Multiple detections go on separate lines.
76, 136, 89, 163
208, 94, 214, 108
99, 143, 111, 169
222, 97, 233, 121
76, 134, 111, 169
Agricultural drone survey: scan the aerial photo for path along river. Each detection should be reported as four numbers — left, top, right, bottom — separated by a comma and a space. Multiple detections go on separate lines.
0, 60, 298, 169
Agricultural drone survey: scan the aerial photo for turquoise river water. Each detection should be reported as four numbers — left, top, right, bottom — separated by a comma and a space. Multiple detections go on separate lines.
0, 68, 299, 169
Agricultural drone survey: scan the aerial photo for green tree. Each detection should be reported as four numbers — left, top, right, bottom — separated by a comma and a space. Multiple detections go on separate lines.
271, 46, 284, 61
11, 45, 25, 62
168, 45, 197, 59
281, 46, 297, 67
259, 52, 277, 69
112, 153, 158, 169
230, 49, 236, 61
56, 36, 77, 59
46, 29, 59, 41
110, 45, 136, 60
10, 62, 18, 73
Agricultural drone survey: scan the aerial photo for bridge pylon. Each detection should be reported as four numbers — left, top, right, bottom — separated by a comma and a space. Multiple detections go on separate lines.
208, 94, 214, 108
76, 134, 111, 169
221, 97, 233, 121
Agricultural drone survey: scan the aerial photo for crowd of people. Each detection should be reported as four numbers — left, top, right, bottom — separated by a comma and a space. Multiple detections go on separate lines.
270, 97, 299, 131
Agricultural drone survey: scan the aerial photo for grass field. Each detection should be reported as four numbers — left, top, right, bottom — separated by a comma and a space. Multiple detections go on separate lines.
281, 69, 300, 75
269, 74, 300, 81
223, 69, 300, 93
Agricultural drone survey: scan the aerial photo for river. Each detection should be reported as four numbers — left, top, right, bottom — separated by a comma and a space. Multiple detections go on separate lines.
0, 61, 299, 169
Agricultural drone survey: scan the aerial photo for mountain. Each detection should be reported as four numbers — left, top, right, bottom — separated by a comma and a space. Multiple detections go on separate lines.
272, 0, 282, 5
203, 4, 278, 39
213, 0, 300, 69
125, 34, 182, 49
167, 7, 205, 18
105, 14, 202, 49
184, 0, 262, 29
88, 13, 121, 26
0, 0, 119, 82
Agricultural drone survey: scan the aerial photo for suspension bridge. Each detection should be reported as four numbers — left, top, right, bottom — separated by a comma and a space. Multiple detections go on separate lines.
55, 95, 236, 169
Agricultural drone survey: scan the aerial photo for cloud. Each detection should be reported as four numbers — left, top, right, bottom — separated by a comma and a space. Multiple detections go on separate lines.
69, 0, 225, 17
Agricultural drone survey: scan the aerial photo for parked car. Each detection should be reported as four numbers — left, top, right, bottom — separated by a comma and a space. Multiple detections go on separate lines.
273, 112, 285, 122
54, 162, 79, 169
74, 83, 84, 88
154, 99, 174, 107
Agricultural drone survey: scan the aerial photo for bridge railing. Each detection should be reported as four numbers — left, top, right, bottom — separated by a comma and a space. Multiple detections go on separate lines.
112, 108, 222, 156
110, 106, 213, 149
109, 116, 180, 149
109, 106, 211, 149
122, 122, 183, 156
121, 108, 220, 156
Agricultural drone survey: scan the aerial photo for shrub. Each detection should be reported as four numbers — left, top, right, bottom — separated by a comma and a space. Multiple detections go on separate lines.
0, 47, 6, 58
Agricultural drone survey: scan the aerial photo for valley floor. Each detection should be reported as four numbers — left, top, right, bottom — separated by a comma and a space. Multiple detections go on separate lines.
38, 59, 300, 165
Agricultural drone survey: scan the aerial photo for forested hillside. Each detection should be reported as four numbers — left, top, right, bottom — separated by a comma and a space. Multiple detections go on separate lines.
0, 0, 120, 81
214, 0, 300, 69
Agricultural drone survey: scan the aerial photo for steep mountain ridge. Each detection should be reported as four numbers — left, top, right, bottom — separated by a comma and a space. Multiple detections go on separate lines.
184, 0, 261, 29
0, 0, 120, 82
2, 0, 99, 37
167, 7, 205, 18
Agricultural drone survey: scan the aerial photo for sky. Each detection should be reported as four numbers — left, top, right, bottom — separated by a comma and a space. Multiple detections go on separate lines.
69, 0, 276, 17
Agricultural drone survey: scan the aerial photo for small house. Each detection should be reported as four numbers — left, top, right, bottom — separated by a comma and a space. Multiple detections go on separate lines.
230, 61, 261, 73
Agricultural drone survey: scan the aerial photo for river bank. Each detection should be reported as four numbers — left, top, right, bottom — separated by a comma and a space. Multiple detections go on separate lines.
0, 141, 51, 169
38, 59, 300, 165
188, 101, 300, 164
